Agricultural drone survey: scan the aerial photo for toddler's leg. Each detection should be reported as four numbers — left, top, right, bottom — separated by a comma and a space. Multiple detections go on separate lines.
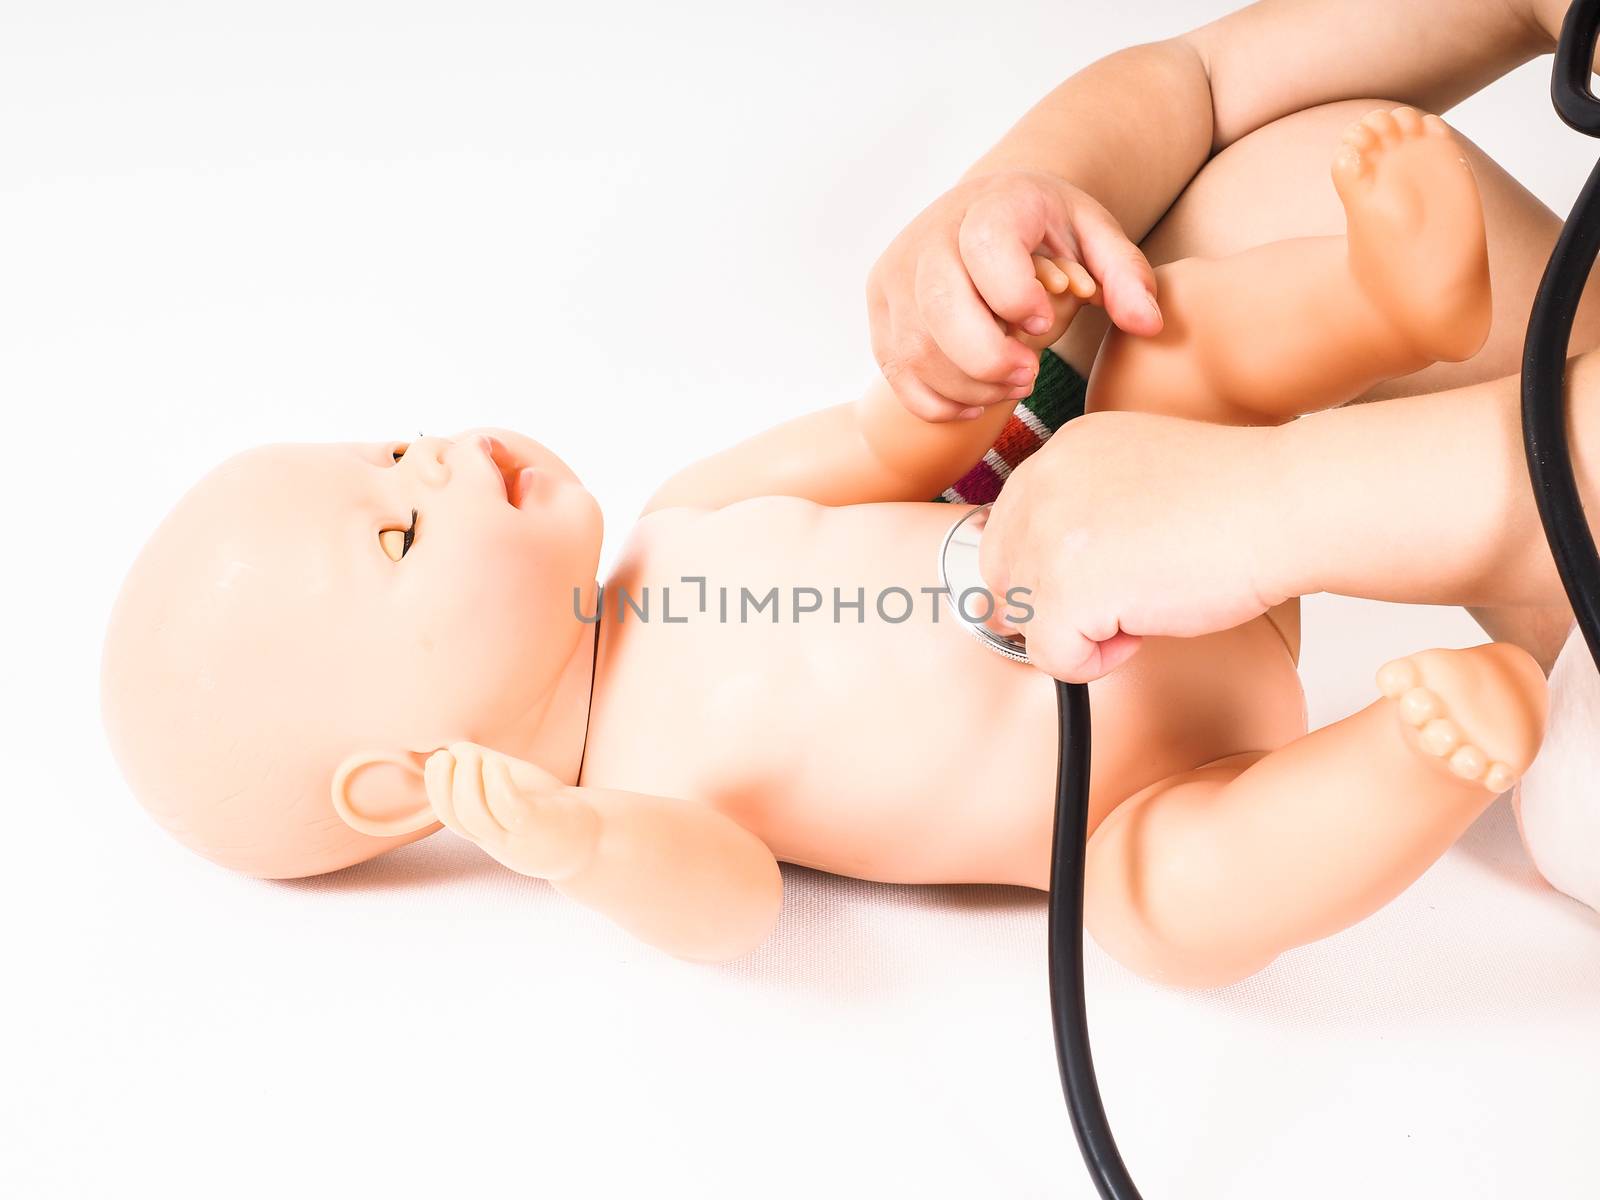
1084, 643, 1547, 988
1087, 108, 1491, 425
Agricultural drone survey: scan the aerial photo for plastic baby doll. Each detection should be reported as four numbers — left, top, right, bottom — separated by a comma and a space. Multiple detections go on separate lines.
103, 109, 1546, 988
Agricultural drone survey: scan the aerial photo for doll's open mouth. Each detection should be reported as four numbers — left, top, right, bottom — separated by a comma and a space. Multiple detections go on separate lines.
480, 436, 538, 509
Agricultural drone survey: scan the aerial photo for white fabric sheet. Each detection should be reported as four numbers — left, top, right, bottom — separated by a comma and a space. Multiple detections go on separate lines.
4, 3, 1596, 1196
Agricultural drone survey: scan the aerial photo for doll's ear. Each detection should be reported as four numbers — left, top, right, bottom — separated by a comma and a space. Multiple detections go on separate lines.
330, 751, 438, 838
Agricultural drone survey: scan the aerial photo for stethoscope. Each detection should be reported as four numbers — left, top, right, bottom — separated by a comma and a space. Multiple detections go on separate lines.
942, 3, 1600, 1194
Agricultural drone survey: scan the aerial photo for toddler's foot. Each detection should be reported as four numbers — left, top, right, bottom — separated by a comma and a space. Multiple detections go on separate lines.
1331, 107, 1492, 363
1376, 643, 1547, 793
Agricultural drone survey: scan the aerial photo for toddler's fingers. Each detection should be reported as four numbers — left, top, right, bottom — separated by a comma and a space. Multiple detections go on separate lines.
1088, 631, 1144, 678
958, 197, 1056, 335
1022, 623, 1095, 685
1022, 598, 1143, 684
886, 367, 980, 423
1069, 200, 1161, 336
874, 304, 1016, 415
916, 251, 1038, 386
977, 526, 1015, 607
1011, 259, 1089, 349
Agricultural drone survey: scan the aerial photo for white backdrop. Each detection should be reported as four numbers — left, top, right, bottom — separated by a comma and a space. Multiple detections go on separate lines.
3, 2, 1597, 1197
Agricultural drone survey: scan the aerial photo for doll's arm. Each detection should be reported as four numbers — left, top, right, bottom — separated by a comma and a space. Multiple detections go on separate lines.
646, 259, 1091, 512
426, 743, 782, 962
643, 379, 1013, 512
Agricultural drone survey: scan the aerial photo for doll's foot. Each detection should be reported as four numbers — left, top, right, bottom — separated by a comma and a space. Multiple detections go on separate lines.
1376, 643, 1547, 793
1331, 107, 1491, 363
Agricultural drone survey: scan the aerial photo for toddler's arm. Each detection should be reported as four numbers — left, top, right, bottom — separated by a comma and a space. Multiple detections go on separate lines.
427, 743, 782, 962
983, 349, 1600, 681
1279, 354, 1597, 612
871, 0, 1562, 417
647, 257, 1092, 512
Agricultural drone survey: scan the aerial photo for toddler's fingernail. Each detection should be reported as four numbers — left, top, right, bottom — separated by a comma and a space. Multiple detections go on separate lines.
1008, 367, 1035, 387
959, 406, 984, 420
1143, 293, 1161, 318
1009, 385, 1033, 399
1022, 315, 1050, 335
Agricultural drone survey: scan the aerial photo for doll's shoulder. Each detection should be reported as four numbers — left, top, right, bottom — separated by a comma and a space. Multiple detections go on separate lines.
606, 496, 855, 603
624, 494, 828, 555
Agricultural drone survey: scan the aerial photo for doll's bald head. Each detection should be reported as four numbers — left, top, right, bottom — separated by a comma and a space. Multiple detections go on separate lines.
102, 432, 602, 878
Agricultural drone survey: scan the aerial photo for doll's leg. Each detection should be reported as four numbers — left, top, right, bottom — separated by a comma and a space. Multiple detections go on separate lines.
1086, 108, 1491, 425
1084, 643, 1547, 989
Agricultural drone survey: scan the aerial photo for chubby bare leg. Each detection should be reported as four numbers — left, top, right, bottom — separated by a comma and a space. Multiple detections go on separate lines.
1333, 110, 1492, 363
1058, 97, 1600, 402
1083, 643, 1547, 988
1086, 107, 1491, 425
1051, 96, 1595, 664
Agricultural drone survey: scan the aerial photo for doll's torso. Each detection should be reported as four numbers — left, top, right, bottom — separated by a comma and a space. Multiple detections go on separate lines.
581, 499, 1308, 889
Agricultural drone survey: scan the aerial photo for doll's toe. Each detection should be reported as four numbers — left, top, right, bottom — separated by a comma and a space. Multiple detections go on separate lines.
1377, 656, 1421, 699
1419, 717, 1463, 757
1397, 686, 1442, 726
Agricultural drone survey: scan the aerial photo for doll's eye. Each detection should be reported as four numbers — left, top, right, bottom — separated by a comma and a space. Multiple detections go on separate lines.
379, 510, 418, 561
390, 444, 409, 463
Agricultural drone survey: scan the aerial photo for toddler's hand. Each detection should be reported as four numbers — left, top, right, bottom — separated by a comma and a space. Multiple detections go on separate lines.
425, 743, 600, 880
980, 411, 1293, 683
867, 170, 1160, 422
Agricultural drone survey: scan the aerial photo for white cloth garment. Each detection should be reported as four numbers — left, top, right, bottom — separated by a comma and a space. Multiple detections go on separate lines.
1517, 624, 1600, 913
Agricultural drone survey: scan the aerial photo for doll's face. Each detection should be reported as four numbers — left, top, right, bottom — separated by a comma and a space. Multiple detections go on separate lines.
102, 429, 602, 878
263, 428, 603, 737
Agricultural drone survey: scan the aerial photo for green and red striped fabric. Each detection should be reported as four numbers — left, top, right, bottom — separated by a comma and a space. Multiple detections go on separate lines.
935, 348, 1087, 505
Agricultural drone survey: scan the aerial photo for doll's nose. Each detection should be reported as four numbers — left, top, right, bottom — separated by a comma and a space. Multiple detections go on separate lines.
401, 438, 453, 487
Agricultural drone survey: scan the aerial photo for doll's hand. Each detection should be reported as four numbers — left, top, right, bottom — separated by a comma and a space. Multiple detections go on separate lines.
981, 411, 1293, 683
425, 743, 600, 880
867, 169, 1160, 422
